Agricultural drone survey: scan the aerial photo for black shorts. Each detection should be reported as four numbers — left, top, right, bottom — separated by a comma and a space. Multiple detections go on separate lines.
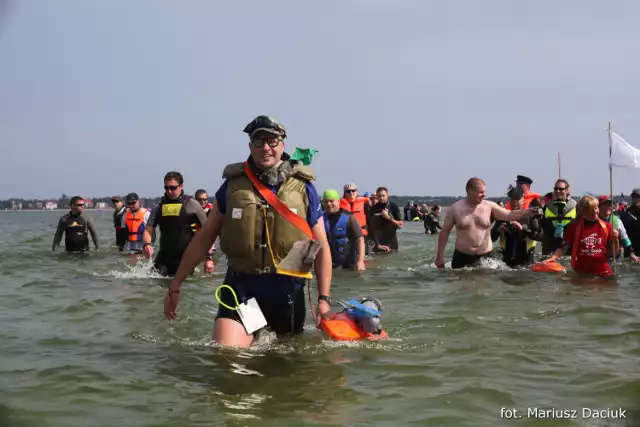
215, 272, 306, 336
451, 249, 495, 269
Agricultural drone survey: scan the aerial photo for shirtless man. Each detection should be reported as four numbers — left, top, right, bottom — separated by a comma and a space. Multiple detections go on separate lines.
435, 177, 538, 269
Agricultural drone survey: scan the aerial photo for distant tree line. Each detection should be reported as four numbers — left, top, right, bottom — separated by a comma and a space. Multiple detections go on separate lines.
1, 193, 585, 211
0, 194, 165, 210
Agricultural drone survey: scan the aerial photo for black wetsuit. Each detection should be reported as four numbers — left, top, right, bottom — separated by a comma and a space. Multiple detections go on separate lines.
621, 205, 640, 257
369, 201, 403, 252
113, 207, 127, 251
424, 212, 441, 234
52, 212, 99, 252
491, 215, 543, 267
147, 194, 207, 276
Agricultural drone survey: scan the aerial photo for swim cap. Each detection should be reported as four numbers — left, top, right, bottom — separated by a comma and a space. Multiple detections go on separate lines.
322, 189, 340, 201
363, 192, 371, 197
343, 182, 357, 192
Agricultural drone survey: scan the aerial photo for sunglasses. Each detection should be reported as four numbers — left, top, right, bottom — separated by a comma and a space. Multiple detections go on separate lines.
127, 201, 137, 205
196, 198, 208, 203
75, 204, 85, 207
250, 137, 281, 148
111, 199, 120, 203
554, 187, 567, 191
345, 189, 357, 193
164, 185, 179, 191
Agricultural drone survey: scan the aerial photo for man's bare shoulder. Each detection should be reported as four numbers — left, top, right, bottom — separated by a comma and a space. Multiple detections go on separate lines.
450, 199, 467, 211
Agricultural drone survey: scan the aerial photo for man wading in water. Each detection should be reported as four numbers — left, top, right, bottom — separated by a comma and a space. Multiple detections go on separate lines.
435, 177, 537, 269
163, 115, 332, 348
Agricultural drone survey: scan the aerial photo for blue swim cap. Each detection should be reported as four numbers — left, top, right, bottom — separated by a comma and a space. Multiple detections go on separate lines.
364, 192, 371, 197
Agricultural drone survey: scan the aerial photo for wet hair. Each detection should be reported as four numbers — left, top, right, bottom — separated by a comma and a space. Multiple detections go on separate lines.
577, 196, 598, 216
432, 204, 440, 211
164, 171, 184, 185
508, 187, 524, 200
376, 187, 388, 194
466, 177, 485, 192
70, 196, 83, 206
195, 189, 207, 198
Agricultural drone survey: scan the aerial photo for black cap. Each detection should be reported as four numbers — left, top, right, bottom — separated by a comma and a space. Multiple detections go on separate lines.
125, 192, 139, 203
111, 196, 122, 202
243, 115, 287, 139
631, 188, 640, 197
516, 175, 533, 185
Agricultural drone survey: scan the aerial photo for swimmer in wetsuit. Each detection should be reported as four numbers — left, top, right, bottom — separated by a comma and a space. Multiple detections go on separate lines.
141, 172, 208, 277
424, 205, 442, 234
491, 187, 543, 267
194, 188, 216, 273
368, 187, 403, 252
112, 196, 127, 251
52, 196, 100, 253
435, 177, 536, 269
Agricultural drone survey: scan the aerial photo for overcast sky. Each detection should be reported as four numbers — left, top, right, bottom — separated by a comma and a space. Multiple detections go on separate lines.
2, 0, 640, 199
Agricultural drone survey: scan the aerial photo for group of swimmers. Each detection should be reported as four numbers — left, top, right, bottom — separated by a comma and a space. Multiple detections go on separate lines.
49, 115, 640, 348
437, 176, 640, 276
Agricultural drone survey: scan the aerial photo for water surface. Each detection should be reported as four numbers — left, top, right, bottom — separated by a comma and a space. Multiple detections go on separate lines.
1, 211, 639, 427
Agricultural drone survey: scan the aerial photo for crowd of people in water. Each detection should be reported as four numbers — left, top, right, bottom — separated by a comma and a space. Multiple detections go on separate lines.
49, 115, 640, 347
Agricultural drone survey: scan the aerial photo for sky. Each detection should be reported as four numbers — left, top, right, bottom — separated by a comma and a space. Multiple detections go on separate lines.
2, 0, 640, 199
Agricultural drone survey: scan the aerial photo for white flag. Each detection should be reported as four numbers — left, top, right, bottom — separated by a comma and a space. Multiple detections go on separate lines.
610, 131, 640, 168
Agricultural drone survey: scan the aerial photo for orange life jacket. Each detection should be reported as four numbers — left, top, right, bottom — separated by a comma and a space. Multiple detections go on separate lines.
339, 197, 369, 236
125, 208, 148, 242
320, 312, 388, 341
506, 192, 541, 210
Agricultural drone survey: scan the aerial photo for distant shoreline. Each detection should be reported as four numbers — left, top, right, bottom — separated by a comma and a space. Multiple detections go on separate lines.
1, 209, 114, 212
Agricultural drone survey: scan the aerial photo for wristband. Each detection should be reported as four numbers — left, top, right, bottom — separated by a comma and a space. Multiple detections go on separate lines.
318, 295, 330, 303
168, 288, 180, 294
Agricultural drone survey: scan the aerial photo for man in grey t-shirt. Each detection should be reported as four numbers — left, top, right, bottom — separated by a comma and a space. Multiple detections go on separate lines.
142, 171, 208, 276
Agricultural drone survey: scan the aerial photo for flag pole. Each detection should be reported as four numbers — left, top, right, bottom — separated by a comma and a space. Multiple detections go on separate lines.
608, 122, 618, 274
557, 152, 562, 179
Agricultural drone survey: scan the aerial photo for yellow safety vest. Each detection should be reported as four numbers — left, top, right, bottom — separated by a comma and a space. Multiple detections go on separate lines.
544, 200, 577, 226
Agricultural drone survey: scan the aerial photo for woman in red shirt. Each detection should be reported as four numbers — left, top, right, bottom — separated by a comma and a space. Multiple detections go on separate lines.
542, 196, 615, 276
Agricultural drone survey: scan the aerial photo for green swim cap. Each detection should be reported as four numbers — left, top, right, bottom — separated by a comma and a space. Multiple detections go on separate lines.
322, 189, 340, 200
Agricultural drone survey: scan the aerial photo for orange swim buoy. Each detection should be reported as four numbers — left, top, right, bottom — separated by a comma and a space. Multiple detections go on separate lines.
531, 261, 566, 273
320, 312, 388, 341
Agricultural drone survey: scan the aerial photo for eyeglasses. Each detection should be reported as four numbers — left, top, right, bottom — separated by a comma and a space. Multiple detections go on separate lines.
554, 187, 567, 191
164, 185, 179, 191
250, 137, 281, 148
